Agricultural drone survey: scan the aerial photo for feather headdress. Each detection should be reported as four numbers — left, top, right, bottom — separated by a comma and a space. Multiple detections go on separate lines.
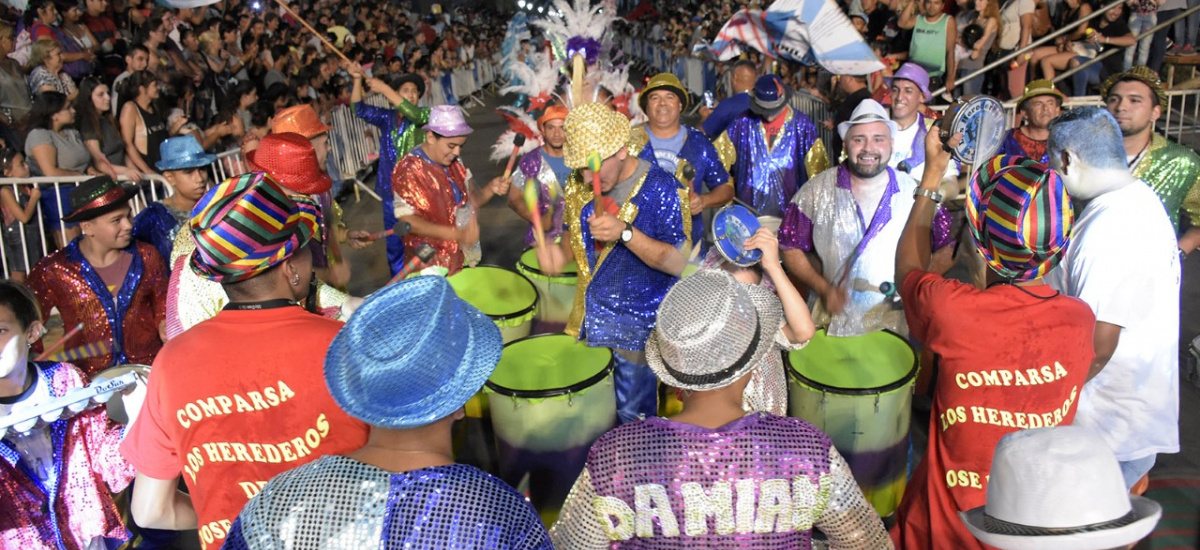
490, 106, 542, 163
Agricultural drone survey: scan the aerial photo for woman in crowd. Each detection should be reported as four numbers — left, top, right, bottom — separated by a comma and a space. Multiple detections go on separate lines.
239, 100, 274, 153
1068, 2, 1135, 95
21, 0, 60, 43
1028, 0, 1094, 79
118, 70, 169, 176
0, 23, 32, 141
955, 0, 1001, 95
0, 149, 43, 282
75, 77, 142, 182
27, 39, 78, 102
25, 91, 93, 247
53, 0, 99, 81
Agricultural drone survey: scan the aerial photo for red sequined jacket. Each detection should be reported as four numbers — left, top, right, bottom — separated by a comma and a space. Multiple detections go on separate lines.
27, 240, 168, 378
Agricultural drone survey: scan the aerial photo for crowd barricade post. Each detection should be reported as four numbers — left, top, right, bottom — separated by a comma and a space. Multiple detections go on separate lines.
789, 91, 837, 168
0, 174, 173, 280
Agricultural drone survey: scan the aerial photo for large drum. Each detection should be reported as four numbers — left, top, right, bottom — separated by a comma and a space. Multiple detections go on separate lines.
786, 329, 916, 517
515, 248, 578, 327
485, 334, 616, 525
446, 266, 538, 343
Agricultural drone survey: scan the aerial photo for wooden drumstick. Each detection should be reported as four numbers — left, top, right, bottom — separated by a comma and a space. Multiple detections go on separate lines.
270, 0, 352, 65
35, 323, 83, 362
523, 178, 546, 251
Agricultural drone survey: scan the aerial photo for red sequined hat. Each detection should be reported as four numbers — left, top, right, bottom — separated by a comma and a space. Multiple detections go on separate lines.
63, 175, 139, 223
271, 105, 333, 138
246, 133, 333, 195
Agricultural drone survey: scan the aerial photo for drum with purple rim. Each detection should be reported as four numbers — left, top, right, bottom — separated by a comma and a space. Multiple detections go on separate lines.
786, 329, 916, 517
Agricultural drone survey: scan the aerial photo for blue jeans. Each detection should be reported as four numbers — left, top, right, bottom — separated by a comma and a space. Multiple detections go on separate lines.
612, 349, 658, 423
1125, 12, 1157, 69
1072, 57, 1104, 96
1119, 454, 1157, 489
1184, 0, 1200, 47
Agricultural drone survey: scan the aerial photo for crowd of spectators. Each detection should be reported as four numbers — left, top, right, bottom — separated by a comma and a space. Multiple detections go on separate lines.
0, 0, 508, 274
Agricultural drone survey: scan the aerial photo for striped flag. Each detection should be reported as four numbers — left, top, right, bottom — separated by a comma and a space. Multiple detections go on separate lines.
697, 0, 884, 75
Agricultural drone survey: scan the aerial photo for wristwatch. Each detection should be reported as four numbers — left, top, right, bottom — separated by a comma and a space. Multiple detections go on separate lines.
620, 222, 634, 244
913, 188, 944, 204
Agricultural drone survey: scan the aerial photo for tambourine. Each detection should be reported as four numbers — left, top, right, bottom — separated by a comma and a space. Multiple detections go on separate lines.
712, 204, 763, 267
0, 366, 145, 438
941, 95, 1006, 165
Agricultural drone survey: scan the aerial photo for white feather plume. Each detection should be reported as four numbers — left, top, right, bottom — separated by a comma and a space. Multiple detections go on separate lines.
490, 106, 543, 164
499, 53, 563, 99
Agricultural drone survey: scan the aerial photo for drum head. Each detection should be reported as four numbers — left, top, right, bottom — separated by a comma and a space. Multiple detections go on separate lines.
949, 96, 1006, 165
95, 364, 150, 424
786, 330, 916, 393
487, 334, 613, 398
447, 266, 539, 321
712, 205, 763, 267
517, 248, 579, 279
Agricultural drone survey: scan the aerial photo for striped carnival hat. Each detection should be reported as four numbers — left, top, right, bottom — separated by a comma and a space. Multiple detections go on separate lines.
966, 155, 1074, 282
188, 172, 320, 283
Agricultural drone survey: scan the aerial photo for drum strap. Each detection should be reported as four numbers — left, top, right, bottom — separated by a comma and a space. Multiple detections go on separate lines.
223, 299, 299, 311
661, 318, 762, 387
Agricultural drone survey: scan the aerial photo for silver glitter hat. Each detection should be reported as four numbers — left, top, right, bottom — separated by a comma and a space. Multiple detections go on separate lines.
646, 269, 783, 392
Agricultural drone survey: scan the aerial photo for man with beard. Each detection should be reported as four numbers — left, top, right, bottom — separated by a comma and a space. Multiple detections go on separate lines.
887, 64, 961, 198
507, 105, 572, 247
631, 73, 733, 251
779, 100, 955, 337
996, 80, 1064, 164
1101, 67, 1200, 255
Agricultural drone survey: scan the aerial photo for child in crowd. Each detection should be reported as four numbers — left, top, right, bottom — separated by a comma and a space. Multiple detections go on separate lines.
0, 149, 43, 282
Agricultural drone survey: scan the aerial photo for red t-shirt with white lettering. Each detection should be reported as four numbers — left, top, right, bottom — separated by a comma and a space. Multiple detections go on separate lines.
890, 271, 1094, 550
120, 306, 369, 550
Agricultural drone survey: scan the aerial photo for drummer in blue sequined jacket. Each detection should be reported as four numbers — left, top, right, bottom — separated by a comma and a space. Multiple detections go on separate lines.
536, 103, 689, 424
631, 74, 733, 252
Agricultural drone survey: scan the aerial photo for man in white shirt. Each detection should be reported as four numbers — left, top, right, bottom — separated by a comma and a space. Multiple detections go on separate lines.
887, 63, 961, 198
1044, 106, 1181, 488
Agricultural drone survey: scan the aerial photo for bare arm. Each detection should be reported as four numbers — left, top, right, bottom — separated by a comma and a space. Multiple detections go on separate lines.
944, 20, 958, 91
506, 181, 537, 225
120, 103, 154, 174
748, 228, 816, 344
1178, 227, 1200, 255
130, 473, 198, 530
30, 143, 84, 177
83, 138, 118, 178
897, 128, 954, 282
0, 188, 40, 224
400, 214, 465, 242
1087, 321, 1121, 381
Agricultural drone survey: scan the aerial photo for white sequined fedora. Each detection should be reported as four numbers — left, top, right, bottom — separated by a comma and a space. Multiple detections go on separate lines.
646, 269, 782, 392
960, 426, 1162, 550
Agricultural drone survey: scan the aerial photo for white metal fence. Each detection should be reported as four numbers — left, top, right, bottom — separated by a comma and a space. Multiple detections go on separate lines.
0, 175, 172, 279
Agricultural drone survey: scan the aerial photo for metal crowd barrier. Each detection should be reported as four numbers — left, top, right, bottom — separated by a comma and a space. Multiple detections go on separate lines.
0, 175, 173, 280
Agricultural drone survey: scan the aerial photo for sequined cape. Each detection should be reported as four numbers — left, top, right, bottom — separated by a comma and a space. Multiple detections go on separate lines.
513, 147, 566, 247
1132, 133, 1200, 232
778, 165, 953, 337
632, 125, 732, 246
392, 147, 472, 276
564, 162, 689, 351
163, 229, 348, 340
223, 457, 552, 550
132, 201, 191, 265
355, 99, 431, 274
0, 362, 136, 550
713, 108, 825, 218
549, 413, 892, 549
27, 240, 167, 378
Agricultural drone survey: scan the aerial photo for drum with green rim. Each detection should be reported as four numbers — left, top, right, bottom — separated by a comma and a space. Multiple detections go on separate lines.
515, 248, 578, 327
446, 265, 538, 343
786, 329, 916, 517
485, 334, 616, 525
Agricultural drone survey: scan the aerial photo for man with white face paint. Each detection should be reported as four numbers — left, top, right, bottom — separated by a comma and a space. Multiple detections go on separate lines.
1044, 106, 1180, 490
779, 100, 955, 337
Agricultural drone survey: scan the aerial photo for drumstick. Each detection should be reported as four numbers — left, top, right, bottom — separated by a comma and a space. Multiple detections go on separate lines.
523, 178, 546, 250
387, 243, 437, 284
352, 221, 412, 243
502, 135, 527, 181
587, 152, 605, 250
270, 0, 352, 65
35, 323, 83, 362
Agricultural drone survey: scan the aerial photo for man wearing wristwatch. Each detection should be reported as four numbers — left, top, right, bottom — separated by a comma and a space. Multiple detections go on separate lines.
778, 100, 956, 337
536, 103, 689, 423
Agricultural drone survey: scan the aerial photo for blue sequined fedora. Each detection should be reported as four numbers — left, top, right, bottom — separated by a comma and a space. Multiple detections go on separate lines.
324, 276, 503, 428
155, 135, 217, 172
